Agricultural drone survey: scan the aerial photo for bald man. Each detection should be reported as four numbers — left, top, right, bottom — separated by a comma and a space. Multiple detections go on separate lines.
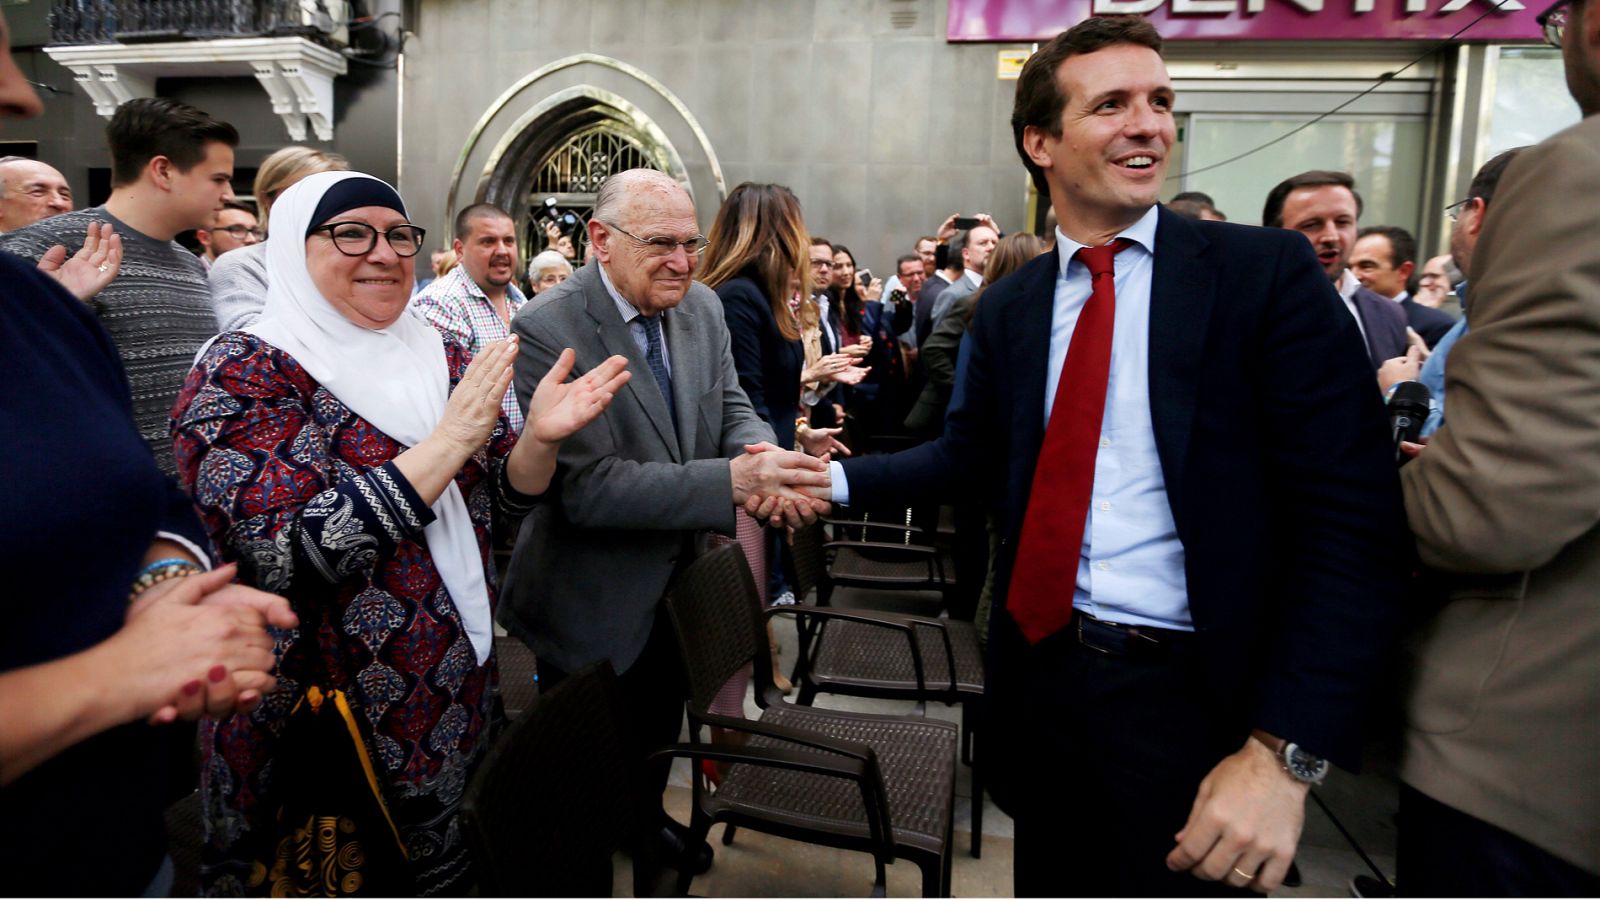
0, 156, 71, 232
501, 169, 829, 891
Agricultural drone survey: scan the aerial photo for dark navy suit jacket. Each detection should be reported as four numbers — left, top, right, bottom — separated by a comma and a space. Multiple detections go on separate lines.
718, 275, 805, 451
839, 208, 1409, 772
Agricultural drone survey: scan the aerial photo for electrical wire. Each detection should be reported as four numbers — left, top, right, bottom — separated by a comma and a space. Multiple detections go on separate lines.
1169, 0, 1531, 181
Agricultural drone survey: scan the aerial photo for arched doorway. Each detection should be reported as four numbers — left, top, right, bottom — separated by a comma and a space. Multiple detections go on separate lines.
474, 87, 689, 267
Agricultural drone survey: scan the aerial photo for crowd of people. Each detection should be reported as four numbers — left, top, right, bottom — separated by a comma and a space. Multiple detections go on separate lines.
2, 0, 1597, 897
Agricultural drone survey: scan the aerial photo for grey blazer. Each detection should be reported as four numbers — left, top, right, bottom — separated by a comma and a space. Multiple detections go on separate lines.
499, 260, 774, 675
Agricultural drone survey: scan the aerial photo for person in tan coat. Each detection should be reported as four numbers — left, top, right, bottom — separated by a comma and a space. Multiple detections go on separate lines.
1397, 0, 1600, 891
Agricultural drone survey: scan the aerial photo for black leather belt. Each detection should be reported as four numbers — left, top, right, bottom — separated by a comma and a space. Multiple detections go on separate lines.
1072, 612, 1194, 658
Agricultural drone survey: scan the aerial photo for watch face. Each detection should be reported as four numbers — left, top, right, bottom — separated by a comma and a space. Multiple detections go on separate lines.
1284, 743, 1330, 783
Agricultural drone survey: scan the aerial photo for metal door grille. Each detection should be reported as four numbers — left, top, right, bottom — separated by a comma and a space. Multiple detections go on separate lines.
526, 125, 660, 260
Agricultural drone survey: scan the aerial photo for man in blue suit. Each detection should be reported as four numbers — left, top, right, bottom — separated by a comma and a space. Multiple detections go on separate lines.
763, 16, 1409, 897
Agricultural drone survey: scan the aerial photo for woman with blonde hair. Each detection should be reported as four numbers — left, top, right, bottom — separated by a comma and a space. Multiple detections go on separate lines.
210, 145, 349, 332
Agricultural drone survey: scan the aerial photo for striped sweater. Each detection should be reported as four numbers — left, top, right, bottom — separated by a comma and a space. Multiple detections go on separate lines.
1, 207, 214, 476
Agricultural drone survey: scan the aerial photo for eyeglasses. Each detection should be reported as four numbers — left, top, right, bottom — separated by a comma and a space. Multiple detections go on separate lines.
213, 224, 264, 240
600, 221, 709, 257
1537, 0, 1569, 47
311, 221, 427, 257
1444, 197, 1478, 222
809, 258, 834, 269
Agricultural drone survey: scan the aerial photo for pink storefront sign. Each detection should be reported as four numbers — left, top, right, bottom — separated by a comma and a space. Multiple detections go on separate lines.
947, 0, 1545, 42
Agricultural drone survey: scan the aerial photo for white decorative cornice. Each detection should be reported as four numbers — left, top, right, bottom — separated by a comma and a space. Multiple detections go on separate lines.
45, 37, 347, 141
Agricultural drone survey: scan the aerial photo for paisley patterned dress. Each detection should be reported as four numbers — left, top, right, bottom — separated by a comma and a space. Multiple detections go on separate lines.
171, 332, 537, 896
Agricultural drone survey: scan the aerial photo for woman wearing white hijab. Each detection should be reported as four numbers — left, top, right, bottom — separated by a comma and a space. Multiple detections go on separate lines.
171, 171, 628, 895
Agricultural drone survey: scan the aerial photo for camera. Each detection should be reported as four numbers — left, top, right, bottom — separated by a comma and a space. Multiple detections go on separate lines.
541, 197, 581, 236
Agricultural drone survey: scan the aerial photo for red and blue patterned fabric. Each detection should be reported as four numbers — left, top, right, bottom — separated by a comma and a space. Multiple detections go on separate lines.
172, 331, 537, 896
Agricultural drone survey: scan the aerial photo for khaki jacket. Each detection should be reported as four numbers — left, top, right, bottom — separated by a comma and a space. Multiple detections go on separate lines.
1399, 115, 1600, 875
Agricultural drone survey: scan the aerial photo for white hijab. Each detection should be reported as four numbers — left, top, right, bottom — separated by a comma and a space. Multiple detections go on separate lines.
248, 170, 493, 665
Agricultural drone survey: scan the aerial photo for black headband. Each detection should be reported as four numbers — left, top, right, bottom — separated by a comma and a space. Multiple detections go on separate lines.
306, 177, 408, 235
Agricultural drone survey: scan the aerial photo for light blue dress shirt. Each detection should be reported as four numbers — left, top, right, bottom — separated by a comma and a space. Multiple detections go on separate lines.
1416, 286, 1468, 438
833, 205, 1192, 631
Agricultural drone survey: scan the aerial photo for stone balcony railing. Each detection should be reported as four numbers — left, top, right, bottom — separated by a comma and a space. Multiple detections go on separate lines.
49, 0, 347, 47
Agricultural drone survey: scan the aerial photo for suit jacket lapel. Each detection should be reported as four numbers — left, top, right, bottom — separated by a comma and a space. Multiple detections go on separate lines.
1147, 207, 1215, 525
1007, 249, 1060, 538
582, 268, 683, 462
664, 302, 699, 458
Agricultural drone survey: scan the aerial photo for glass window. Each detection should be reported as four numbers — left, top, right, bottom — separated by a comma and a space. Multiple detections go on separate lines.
1180, 114, 1429, 233
1487, 47, 1581, 157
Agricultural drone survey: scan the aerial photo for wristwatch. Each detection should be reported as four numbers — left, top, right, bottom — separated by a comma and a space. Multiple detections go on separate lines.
1252, 730, 1329, 785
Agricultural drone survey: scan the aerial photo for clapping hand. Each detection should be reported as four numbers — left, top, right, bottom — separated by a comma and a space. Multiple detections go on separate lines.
843, 335, 872, 358
436, 336, 519, 455
124, 564, 292, 724
38, 222, 122, 302
527, 349, 631, 444
798, 425, 850, 459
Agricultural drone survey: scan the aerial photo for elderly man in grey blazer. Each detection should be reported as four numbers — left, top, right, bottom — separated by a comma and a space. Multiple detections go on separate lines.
502, 169, 828, 887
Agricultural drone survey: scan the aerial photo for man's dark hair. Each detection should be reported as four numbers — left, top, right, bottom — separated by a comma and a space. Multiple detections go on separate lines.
810, 235, 834, 250
454, 202, 513, 241
1467, 146, 1526, 208
1171, 190, 1216, 207
107, 98, 239, 188
1167, 198, 1211, 220
1011, 17, 1165, 198
896, 253, 921, 275
1357, 225, 1416, 268
946, 229, 968, 272
218, 199, 257, 217
1261, 170, 1363, 229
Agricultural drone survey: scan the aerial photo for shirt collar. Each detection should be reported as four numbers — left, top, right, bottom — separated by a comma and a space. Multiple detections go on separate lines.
1338, 269, 1361, 301
1392, 290, 1410, 304
1055, 204, 1160, 280
598, 259, 650, 324
963, 268, 983, 289
449, 262, 527, 309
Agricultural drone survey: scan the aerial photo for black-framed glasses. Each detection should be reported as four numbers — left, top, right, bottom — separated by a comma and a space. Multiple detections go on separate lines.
1537, 0, 1569, 47
213, 224, 264, 240
311, 221, 427, 257
1444, 197, 1479, 222
600, 220, 709, 257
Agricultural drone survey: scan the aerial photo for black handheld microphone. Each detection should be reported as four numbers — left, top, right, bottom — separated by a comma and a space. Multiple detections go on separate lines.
1388, 380, 1431, 465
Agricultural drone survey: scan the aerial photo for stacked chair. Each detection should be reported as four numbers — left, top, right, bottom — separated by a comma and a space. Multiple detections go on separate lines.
787, 512, 989, 858
665, 543, 960, 897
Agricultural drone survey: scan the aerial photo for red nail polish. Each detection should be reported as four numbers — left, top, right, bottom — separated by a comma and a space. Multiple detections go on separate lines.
208, 665, 227, 683
182, 679, 203, 696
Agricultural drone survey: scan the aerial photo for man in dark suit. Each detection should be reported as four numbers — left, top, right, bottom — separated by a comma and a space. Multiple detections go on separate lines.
753, 17, 1408, 896
1263, 170, 1409, 368
1350, 225, 1455, 347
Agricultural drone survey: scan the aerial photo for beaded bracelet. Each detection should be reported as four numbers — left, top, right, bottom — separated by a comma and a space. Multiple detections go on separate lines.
128, 557, 203, 603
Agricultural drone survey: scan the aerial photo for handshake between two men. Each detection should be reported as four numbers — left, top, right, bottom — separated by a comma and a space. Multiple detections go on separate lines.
728, 441, 838, 529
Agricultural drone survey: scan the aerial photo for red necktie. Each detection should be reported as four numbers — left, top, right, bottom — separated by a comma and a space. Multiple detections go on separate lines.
1009, 238, 1133, 645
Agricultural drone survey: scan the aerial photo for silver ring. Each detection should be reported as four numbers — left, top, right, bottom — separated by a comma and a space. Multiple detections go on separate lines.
97, 263, 109, 273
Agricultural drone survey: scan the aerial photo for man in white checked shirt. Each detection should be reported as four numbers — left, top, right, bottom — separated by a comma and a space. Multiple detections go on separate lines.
414, 202, 529, 430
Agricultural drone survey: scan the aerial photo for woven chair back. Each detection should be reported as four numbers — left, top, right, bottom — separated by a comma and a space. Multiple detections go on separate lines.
665, 543, 768, 713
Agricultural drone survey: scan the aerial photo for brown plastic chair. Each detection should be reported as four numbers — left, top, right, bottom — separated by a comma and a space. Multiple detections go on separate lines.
664, 543, 959, 897
787, 520, 989, 858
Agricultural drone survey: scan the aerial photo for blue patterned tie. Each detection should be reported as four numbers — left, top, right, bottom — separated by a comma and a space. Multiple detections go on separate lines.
640, 313, 676, 422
